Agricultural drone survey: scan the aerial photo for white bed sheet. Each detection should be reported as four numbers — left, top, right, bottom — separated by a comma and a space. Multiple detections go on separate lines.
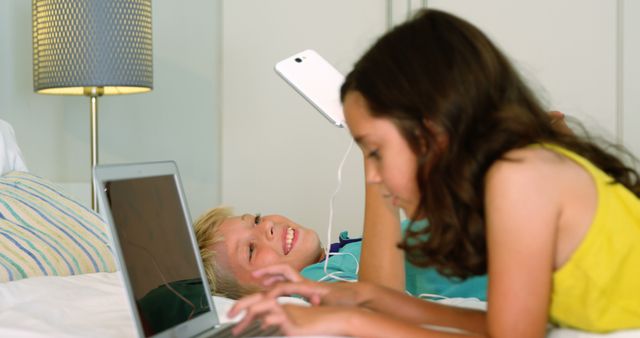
0, 272, 308, 338
0, 272, 135, 338
0, 272, 638, 338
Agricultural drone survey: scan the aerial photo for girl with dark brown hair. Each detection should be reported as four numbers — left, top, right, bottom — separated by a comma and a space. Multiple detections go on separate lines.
230, 9, 640, 337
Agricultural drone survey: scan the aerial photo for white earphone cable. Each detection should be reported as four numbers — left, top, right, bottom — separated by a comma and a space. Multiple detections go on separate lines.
322, 138, 358, 282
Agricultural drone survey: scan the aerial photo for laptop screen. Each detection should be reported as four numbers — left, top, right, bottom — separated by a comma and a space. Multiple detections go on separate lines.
104, 174, 212, 337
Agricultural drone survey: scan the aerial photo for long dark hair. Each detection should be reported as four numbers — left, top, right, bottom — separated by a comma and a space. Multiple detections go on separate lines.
341, 9, 640, 278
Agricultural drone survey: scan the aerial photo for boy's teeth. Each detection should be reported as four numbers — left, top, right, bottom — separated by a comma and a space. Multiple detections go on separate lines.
285, 227, 294, 252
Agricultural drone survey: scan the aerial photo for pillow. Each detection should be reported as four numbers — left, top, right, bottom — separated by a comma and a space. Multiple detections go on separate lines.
0, 171, 116, 282
0, 119, 28, 175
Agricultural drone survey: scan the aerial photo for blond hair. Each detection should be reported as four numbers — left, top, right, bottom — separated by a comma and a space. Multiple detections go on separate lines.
193, 206, 260, 299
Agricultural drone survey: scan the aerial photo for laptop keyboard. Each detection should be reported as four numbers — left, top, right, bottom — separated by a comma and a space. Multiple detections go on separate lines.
205, 321, 281, 338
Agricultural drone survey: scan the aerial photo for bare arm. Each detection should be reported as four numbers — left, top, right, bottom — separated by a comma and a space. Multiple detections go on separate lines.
231, 280, 487, 335
484, 149, 561, 337
239, 300, 484, 338
358, 181, 405, 291
356, 282, 486, 334
345, 307, 484, 338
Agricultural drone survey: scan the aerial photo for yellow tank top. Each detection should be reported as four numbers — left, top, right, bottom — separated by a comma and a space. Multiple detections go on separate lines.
542, 144, 640, 332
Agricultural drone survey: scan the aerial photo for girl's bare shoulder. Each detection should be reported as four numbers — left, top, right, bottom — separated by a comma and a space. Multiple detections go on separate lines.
485, 146, 570, 188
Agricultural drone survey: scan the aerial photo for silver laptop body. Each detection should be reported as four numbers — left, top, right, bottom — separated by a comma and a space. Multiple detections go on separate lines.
94, 161, 278, 338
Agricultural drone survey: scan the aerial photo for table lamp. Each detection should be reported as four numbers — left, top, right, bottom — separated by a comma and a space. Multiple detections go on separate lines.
32, 0, 153, 211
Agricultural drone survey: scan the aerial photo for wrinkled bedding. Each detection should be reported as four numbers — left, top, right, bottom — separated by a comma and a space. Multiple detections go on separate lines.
1, 272, 638, 338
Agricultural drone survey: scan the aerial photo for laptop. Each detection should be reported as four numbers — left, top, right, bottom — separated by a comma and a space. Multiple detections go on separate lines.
94, 161, 280, 338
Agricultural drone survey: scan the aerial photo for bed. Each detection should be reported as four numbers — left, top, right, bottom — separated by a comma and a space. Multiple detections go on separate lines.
0, 271, 276, 337
1, 119, 638, 338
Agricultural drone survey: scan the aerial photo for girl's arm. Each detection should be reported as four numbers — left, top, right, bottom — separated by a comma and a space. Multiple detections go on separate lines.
356, 282, 486, 334
231, 280, 487, 335
483, 149, 565, 337
232, 285, 486, 337
358, 181, 405, 291
347, 307, 484, 338
285, 305, 485, 338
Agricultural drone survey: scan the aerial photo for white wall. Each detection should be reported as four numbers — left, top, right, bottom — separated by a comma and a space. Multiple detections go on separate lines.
430, 0, 618, 139
623, 0, 640, 159
430, 0, 639, 162
0, 0, 222, 219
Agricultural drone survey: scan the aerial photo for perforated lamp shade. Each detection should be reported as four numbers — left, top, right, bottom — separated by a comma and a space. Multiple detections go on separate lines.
32, 0, 153, 211
32, 0, 153, 95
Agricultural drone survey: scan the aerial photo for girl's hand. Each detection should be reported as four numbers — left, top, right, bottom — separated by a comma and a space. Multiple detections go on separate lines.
252, 264, 305, 287
228, 281, 329, 322
230, 280, 372, 316
228, 292, 283, 335
230, 297, 352, 337
264, 280, 372, 307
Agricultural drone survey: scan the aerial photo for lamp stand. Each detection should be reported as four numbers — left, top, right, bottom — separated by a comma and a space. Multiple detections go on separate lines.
85, 87, 104, 212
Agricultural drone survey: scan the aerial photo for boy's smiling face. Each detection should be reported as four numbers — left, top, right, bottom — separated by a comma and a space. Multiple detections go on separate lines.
210, 214, 324, 286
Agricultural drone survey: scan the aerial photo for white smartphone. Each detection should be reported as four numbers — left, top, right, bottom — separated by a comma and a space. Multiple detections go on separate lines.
275, 49, 345, 128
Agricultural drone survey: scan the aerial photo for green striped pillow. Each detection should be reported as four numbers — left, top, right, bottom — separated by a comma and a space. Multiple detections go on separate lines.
0, 171, 116, 282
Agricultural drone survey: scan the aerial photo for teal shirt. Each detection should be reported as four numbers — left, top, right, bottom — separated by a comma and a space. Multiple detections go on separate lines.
301, 221, 488, 300
301, 231, 361, 282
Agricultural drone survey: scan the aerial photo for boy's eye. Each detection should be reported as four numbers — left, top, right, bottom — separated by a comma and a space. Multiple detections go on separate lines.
254, 214, 262, 225
248, 243, 255, 261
